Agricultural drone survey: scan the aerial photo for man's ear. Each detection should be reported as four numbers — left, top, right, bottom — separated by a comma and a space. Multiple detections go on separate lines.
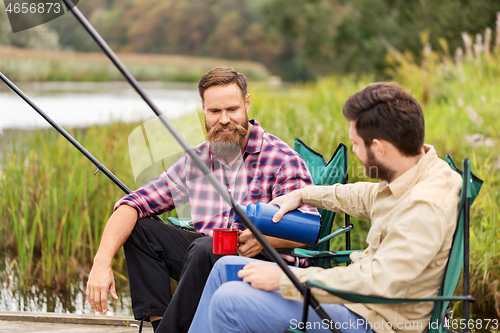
201, 98, 206, 113
372, 139, 386, 158
245, 94, 251, 113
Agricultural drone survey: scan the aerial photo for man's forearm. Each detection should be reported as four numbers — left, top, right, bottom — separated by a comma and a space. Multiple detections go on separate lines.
93, 205, 138, 264
267, 236, 305, 249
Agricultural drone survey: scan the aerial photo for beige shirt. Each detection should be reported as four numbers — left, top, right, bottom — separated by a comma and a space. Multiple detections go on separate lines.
279, 145, 462, 333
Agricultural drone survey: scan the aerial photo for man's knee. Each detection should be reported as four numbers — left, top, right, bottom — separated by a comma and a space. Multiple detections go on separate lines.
135, 217, 163, 232
184, 236, 216, 266
127, 217, 159, 237
124, 217, 171, 251
187, 236, 212, 255
210, 281, 244, 313
124, 218, 153, 248
208, 281, 254, 331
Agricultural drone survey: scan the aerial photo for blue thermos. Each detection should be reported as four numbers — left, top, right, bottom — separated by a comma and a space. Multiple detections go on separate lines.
234, 203, 320, 245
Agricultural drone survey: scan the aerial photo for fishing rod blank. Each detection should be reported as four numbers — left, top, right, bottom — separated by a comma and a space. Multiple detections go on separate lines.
60, 1, 339, 330
0, 72, 168, 225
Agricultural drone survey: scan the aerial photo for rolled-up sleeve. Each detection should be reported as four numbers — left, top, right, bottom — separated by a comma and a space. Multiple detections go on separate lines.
114, 157, 190, 218
302, 182, 378, 218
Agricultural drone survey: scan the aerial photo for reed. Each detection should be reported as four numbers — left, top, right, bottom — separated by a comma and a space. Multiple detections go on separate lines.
0, 124, 178, 288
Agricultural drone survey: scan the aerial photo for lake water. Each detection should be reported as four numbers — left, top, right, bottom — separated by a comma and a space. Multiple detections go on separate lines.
0, 256, 133, 316
0, 81, 200, 130
0, 81, 199, 315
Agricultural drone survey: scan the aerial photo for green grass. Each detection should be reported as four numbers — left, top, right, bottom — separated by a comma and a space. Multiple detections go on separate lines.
0, 47, 499, 318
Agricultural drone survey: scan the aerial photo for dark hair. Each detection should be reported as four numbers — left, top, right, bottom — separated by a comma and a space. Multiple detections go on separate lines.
198, 66, 248, 102
343, 82, 425, 156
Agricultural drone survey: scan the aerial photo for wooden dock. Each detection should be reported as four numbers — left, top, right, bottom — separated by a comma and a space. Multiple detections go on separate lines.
0, 311, 152, 333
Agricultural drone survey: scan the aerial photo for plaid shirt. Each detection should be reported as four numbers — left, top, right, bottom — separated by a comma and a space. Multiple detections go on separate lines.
115, 120, 316, 263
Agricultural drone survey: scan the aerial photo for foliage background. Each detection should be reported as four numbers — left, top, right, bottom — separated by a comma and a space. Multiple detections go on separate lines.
2, 0, 500, 80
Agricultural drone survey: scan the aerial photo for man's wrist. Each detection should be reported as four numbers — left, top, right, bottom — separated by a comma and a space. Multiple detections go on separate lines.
298, 188, 305, 206
93, 252, 113, 266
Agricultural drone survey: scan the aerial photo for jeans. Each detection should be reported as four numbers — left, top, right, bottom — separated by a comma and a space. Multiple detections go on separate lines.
188, 256, 375, 333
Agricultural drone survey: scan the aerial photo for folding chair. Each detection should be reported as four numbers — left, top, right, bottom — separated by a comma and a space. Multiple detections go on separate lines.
290, 139, 354, 268
287, 155, 483, 333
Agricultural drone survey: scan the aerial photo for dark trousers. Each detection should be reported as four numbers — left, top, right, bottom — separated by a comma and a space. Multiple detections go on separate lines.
124, 217, 270, 333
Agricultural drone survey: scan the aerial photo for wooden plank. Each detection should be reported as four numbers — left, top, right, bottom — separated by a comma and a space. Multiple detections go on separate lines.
0, 311, 151, 327
0, 320, 152, 332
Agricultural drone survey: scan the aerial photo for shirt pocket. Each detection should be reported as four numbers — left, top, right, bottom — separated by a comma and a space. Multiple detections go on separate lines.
350, 228, 383, 262
365, 227, 383, 253
247, 186, 271, 201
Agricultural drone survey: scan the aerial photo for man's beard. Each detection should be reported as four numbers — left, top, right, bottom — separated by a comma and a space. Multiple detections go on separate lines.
207, 117, 249, 162
365, 147, 396, 182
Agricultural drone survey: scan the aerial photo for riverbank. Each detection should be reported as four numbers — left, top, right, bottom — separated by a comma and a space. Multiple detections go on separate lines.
0, 45, 270, 82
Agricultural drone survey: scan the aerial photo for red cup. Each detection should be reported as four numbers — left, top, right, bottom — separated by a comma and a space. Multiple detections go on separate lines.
212, 229, 238, 255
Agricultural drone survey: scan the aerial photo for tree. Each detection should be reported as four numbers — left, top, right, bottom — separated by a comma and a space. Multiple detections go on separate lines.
261, 0, 342, 80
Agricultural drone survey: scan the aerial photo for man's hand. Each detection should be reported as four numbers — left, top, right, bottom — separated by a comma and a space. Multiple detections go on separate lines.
238, 262, 282, 291
86, 259, 119, 314
84, 205, 137, 314
237, 229, 263, 257
268, 189, 304, 223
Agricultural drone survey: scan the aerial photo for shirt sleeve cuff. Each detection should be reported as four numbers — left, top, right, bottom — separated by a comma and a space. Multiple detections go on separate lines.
114, 200, 144, 218
279, 271, 304, 300
302, 185, 326, 208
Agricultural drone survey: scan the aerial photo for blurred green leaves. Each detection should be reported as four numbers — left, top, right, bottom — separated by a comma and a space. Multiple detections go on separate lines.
2, 0, 500, 80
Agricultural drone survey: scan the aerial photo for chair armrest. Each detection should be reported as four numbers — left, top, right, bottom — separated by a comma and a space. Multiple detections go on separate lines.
305, 280, 476, 304
167, 217, 195, 230
311, 224, 354, 248
291, 249, 363, 263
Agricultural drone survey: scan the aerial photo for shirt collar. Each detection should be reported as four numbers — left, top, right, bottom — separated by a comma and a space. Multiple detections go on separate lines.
385, 144, 436, 198
243, 119, 264, 154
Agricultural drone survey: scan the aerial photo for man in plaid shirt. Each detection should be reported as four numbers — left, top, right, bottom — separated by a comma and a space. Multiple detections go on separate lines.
85, 67, 316, 333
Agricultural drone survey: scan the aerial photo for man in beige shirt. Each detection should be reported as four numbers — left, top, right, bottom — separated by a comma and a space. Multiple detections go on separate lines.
187, 82, 462, 333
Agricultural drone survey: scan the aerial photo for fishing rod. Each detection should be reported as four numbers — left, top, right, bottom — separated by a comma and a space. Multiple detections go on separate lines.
60, 1, 340, 330
0, 72, 168, 226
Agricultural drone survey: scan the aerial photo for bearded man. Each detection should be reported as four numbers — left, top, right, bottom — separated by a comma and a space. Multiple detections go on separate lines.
85, 67, 316, 333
